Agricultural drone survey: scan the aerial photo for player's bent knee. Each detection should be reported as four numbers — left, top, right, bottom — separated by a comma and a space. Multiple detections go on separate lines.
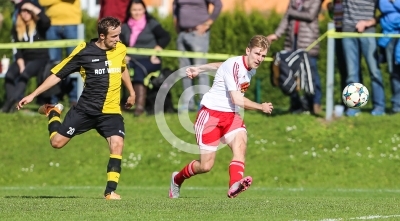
110, 140, 123, 149
50, 140, 65, 149
50, 135, 69, 149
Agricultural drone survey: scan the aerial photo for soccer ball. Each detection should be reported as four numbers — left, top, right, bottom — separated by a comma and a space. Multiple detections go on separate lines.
342, 83, 369, 108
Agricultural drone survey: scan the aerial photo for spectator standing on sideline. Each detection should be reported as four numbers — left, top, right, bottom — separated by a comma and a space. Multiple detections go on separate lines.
173, 0, 222, 112
1, 2, 50, 113
39, 0, 82, 107
327, 0, 349, 91
267, 0, 323, 116
341, 0, 385, 116
327, 0, 362, 104
99, 0, 130, 22
120, 0, 171, 117
378, 0, 400, 114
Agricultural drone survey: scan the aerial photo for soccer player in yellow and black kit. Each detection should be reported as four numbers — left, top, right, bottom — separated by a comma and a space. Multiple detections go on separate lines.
17, 17, 135, 200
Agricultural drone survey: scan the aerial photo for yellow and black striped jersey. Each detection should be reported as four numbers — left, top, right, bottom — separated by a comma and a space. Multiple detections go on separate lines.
51, 39, 127, 115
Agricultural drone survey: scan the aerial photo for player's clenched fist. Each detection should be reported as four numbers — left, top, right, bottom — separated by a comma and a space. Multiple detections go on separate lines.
186, 67, 200, 79
261, 102, 273, 114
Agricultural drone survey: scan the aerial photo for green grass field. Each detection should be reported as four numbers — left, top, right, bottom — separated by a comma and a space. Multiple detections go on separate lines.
1, 107, 400, 220
1, 186, 400, 221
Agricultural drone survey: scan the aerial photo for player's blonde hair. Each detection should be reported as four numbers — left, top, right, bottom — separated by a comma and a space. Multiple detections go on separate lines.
247, 35, 270, 51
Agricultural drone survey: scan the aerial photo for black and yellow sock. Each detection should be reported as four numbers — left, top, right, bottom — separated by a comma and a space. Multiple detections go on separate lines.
48, 110, 61, 139
104, 154, 122, 197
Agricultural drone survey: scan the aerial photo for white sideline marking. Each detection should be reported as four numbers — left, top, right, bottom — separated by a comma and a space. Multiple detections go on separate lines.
318, 214, 400, 221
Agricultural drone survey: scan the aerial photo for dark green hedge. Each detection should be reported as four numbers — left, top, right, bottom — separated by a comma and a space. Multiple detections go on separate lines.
0, 9, 392, 110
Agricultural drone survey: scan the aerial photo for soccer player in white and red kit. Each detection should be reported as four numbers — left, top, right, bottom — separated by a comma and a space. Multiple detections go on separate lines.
169, 35, 274, 198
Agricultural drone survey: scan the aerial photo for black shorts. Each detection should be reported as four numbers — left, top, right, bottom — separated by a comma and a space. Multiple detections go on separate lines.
58, 106, 125, 139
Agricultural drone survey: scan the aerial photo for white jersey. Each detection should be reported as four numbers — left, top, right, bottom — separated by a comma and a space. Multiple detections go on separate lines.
201, 56, 256, 112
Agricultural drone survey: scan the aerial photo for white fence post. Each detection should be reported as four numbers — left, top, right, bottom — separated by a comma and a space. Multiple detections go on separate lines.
70, 23, 85, 100
325, 22, 335, 121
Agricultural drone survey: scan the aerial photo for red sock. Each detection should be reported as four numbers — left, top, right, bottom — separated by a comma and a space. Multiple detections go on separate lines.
174, 160, 196, 186
229, 161, 245, 187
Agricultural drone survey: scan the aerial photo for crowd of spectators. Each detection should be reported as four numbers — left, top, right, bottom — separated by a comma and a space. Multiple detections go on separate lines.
1, 0, 399, 117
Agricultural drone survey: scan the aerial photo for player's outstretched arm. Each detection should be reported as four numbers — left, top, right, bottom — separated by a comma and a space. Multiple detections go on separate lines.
186, 62, 222, 79
229, 91, 273, 114
197, 62, 223, 72
121, 68, 135, 109
17, 74, 61, 110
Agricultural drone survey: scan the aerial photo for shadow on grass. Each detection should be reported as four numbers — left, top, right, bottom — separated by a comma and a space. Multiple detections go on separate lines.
4, 196, 82, 199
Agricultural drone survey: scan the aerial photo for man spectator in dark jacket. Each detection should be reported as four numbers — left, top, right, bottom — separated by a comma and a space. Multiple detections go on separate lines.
173, 0, 222, 112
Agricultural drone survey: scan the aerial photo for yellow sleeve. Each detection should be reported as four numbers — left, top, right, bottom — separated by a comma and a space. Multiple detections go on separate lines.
52, 42, 86, 79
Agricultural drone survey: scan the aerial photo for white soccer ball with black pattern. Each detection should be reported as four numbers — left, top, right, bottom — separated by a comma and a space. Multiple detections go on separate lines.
342, 83, 369, 109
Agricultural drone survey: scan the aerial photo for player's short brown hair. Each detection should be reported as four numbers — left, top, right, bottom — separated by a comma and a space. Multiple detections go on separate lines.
98, 17, 121, 36
247, 35, 270, 51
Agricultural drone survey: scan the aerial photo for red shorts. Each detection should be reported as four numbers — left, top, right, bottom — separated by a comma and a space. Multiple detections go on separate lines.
194, 106, 246, 150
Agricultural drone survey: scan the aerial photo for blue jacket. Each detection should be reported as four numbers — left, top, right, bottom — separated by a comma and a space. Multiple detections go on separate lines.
378, 0, 400, 64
